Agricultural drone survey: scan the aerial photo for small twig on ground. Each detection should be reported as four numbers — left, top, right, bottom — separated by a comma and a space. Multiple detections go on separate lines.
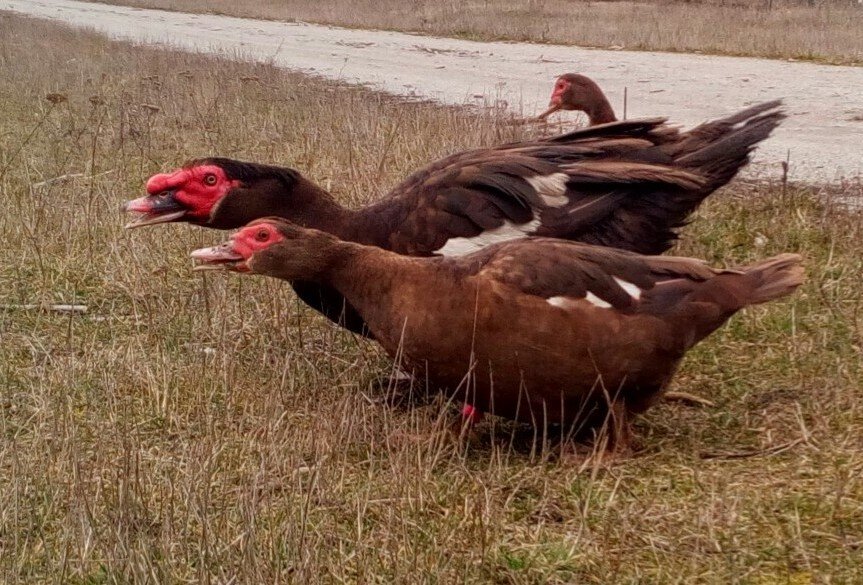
663, 391, 715, 407
699, 437, 805, 460
1, 304, 88, 314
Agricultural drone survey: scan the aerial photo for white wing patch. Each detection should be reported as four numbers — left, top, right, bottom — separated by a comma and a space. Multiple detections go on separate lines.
525, 173, 569, 208
435, 216, 541, 257
546, 296, 572, 308
585, 292, 613, 308
546, 293, 612, 310
613, 277, 642, 300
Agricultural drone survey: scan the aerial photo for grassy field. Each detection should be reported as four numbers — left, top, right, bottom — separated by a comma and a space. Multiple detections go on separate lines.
92, 0, 863, 65
1, 12, 862, 584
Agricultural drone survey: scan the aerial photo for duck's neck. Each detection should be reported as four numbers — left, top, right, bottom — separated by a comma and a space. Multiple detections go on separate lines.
585, 94, 618, 126
319, 244, 429, 339
322, 244, 410, 301
285, 177, 359, 240
284, 178, 397, 250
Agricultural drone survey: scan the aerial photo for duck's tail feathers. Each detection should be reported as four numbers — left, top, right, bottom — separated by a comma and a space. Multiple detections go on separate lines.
741, 253, 805, 305
676, 100, 785, 190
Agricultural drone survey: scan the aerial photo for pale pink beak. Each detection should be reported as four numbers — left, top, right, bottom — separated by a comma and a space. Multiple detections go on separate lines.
535, 102, 562, 121
190, 243, 245, 271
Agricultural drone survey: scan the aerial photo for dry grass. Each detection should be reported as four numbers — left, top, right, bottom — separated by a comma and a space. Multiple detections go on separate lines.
92, 0, 863, 65
2, 12, 863, 584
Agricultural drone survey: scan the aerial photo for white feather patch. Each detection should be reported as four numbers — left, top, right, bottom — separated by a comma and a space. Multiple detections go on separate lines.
435, 217, 541, 257
613, 277, 642, 300
546, 294, 612, 309
546, 296, 571, 308
585, 292, 612, 309
525, 173, 569, 208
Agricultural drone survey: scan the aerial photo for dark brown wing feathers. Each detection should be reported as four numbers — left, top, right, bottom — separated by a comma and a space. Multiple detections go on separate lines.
548, 117, 670, 142
382, 101, 784, 257
560, 161, 704, 189
436, 186, 532, 228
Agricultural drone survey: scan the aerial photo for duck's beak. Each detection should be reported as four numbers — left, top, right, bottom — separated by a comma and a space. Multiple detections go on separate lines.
190, 242, 247, 272
535, 102, 562, 121
123, 191, 186, 228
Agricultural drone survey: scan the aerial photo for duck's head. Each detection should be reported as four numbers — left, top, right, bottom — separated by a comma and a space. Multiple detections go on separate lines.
123, 158, 316, 230
538, 73, 616, 124
549, 74, 603, 111
190, 218, 341, 281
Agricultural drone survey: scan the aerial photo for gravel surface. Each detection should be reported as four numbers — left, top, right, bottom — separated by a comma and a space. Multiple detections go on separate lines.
4, 0, 863, 182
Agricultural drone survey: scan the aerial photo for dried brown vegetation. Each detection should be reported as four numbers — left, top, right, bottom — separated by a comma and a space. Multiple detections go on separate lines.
1, 13, 862, 584
93, 0, 863, 65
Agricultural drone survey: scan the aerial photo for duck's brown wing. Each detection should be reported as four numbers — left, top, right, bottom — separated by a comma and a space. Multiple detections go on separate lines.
472, 238, 721, 314
375, 102, 783, 257
472, 238, 800, 341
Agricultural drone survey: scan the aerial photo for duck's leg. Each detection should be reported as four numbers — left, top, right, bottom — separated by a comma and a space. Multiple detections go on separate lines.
447, 403, 484, 441
368, 368, 436, 408
606, 401, 635, 458
461, 404, 483, 425
560, 401, 636, 467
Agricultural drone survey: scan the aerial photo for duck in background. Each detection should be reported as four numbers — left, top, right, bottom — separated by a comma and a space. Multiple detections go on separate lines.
536, 73, 619, 125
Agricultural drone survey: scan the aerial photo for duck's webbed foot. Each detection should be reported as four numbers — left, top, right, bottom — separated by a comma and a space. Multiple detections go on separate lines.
604, 400, 638, 457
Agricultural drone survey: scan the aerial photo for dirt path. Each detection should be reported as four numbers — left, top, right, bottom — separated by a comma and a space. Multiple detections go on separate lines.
4, 0, 863, 183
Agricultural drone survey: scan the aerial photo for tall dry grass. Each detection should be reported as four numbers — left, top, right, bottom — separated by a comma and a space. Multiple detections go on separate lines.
93, 0, 863, 65
1, 12, 862, 584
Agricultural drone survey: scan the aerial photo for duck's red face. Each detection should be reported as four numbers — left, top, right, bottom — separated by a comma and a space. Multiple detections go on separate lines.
124, 164, 239, 228
549, 77, 571, 107
190, 221, 285, 273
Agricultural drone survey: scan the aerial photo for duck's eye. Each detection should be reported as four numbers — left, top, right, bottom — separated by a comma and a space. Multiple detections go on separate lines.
255, 228, 269, 242
203, 173, 217, 186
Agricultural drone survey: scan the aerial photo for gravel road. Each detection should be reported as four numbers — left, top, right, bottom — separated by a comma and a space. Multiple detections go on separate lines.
4, 0, 863, 182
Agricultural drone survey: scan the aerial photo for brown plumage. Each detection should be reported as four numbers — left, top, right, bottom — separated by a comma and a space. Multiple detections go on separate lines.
537, 73, 618, 125
125, 101, 784, 336
191, 219, 804, 452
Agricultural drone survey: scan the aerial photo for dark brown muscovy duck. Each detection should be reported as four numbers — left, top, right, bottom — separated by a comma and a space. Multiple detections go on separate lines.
126, 101, 783, 336
190, 219, 803, 453
536, 73, 618, 125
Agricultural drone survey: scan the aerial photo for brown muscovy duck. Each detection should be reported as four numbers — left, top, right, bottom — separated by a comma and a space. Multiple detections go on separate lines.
190, 219, 804, 452
536, 73, 618, 125
125, 101, 783, 336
